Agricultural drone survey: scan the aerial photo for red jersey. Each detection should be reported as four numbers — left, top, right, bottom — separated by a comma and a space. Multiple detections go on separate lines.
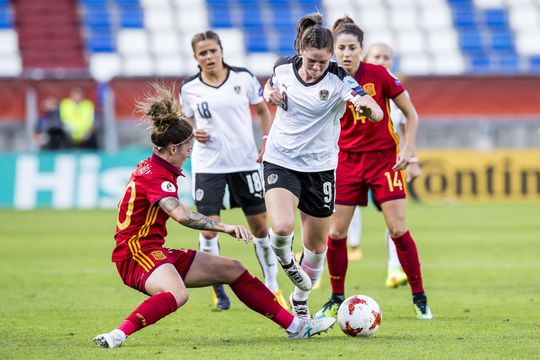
338, 62, 405, 152
111, 154, 183, 262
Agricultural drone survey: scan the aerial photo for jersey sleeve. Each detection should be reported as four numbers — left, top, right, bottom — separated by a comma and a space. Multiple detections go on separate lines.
383, 69, 405, 99
142, 174, 179, 206
179, 89, 194, 118
247, 74, 264, 105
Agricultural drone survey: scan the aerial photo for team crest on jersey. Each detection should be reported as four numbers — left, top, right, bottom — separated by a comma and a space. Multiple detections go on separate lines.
234, 85, 241, 94
151, 250, 167, 260
319, 89, 329, 101
363, 83, 376, 97
267, 173, 278, 185
195, 188, 204, 201
161, 181, 176, 192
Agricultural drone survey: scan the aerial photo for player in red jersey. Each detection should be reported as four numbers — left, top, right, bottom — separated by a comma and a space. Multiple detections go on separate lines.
314, 16, 432, 320
93, 84, 335, 348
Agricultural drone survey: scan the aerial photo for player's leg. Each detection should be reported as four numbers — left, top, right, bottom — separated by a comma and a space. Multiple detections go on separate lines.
193, 173, 230, 310
385, 227, 408, 288
381, 198, 432, 319
347, 207, 363, 261
263, 163, 311, 291
94, 263, 186, 348
313, 204, 355, 319
184, 251, 335, 338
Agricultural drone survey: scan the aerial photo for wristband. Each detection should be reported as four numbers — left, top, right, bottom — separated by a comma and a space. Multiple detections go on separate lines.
409, 157, 418, 163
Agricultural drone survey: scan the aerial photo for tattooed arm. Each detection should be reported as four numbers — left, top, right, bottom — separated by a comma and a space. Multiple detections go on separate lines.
159, 196, 252, 243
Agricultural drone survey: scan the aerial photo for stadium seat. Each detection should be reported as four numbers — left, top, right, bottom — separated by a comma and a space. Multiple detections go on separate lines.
459, 31, 484, 55
88, 34, 116, 53
483, 9, 509, 30
89, 53, 121, 81
120, 10, 144, 28
117, 29, 149, 55
452, 7, 478, 30
529, 56, 540, 72
489, 32, 515, 54
0, 9, 12, 28
245, 33, 270, 53
208, 4, 234, 28
0, 29, 19, 55
122, 55, 154, 76
144, 9, 175, 31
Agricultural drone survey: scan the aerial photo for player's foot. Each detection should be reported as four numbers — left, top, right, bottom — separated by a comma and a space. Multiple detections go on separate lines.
348, 247, 363, 261
287, 317, 336, 339
212, 284, 231, 311
289, 293, 311, 320
413, 292, 433, 320
274, 289, 290, 311
93, 329, 126, 349
385, 268, 408, 288
281, 259, 312, 291
314, 294, 344, 319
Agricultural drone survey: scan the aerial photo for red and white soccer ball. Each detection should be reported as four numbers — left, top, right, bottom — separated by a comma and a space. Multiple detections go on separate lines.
337, 295, 382, 337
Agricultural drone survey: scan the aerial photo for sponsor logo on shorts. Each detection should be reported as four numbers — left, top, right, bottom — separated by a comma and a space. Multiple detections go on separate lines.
151, 250, 167, 260
161, 181, 176, 192
195, 188, 204, 201
267, 173, 278, 185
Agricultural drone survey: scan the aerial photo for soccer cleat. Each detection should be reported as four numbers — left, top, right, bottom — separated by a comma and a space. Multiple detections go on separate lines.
274, 289, 290, 311
281, 259, 312, 291
212, 284, 231, 311
314, 295, 344, 319
287, 317, 336, 339
93, 329, 126, 349
289, 293, 311, 320
348, 247, 363, 262
385, 268, 408, 288
413, 293, 433, 320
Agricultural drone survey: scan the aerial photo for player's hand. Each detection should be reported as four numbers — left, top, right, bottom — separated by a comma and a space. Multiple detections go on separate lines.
393, 147, 414, 171
193, 129, 210, 144
406, 162, 421, 183
353, 96, 383, 123
256, 142, 266, 163
264, 88, 283, 106
224, 224, 252, 244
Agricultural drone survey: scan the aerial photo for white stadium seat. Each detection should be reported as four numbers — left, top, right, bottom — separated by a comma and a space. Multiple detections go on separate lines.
396, 29, 426, 56
433, 53, 466, 75
155, 56, 185, 76
427, 29, 460, 55
89, 53, 121, 82
474, 0, 505, 8
247, 53, 278, 76
515, 30, 540, 55
0, 30, 19, 55
122, 55, 154, 76
144, 9, 175, 31
150, 31, 182, 56
399, 54, 432, 75
0, 57, 22, 76
117, 30, 150, 56
419, 5, 453, 31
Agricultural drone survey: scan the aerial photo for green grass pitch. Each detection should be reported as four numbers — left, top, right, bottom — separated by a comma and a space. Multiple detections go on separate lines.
1, 203, 539, 359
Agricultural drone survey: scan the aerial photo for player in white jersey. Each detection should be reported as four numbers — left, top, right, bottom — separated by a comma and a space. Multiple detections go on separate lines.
180, 30, 289, 311
345, 42, 423, 288
262, 13, 383, 320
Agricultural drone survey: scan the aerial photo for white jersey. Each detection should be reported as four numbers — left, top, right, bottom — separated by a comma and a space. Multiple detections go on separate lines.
180, 66, 264, 173
390, 99, 406, 135
263, 56, 361, 172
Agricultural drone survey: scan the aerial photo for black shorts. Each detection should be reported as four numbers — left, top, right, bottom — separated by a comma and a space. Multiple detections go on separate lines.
193, 171, 266, 216
263, 161, 335, 218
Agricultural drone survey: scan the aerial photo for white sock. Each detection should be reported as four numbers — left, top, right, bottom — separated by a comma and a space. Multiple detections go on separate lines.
386, 229, 402, 271
254, 234, 279, 292
286, 316, 302, 333
347, 207, 362, 248
269, 228, 294, 265
293, 247, 327, 302
199, 234, 219, 256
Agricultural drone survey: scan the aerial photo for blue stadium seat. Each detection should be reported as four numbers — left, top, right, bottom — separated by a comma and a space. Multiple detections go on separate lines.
209, 5, 234, 28
84, 11, 111, 29
447, 0, 473, 6
489, 32, 515, 54
529, 56, 540, 72
88, 33, 116, 53
267, 0, 292, 7
272, 9, 295, 31
276, 34, 296, 55
241, 8, 263, 29
495, 55, 520, 73
298, 0, 323, 14
469, 55, 491, 72
0, 9, 12, 28
245, 33, 270, 53
452, 8, 478, 30
482, 9, 508, 30
81, 0, 108, 5
120, 10, 143, 28
459, 32, 484, 55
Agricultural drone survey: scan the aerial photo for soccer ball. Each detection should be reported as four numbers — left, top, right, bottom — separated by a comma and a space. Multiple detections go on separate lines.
337, 295, 382, 337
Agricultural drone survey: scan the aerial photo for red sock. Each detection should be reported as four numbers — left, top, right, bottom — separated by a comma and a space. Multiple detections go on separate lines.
118, 291, 178, 336
230, 270, 293, 329
391, 231, 424, 294
327, 236, 348, 295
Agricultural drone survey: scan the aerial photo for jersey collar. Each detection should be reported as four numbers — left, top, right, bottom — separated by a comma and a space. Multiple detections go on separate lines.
151, 153, 184, 177
198, 64, 231, 89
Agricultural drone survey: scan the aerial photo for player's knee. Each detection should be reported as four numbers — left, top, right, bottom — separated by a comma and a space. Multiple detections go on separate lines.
201, 230, 218, 239
329, 227, 348, 240
270, 221, 295, 236
172, 290, 189, 308
388, 225, 406, 238
250, 223, 268, 238
226, 259, 247, 281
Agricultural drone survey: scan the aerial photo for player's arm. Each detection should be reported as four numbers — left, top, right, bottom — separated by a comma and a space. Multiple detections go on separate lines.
263, 78, 283, 106
392, 90, 419, 172
159, 196, 251, 243
253, 101, 272, 162
340, 73, 383, 122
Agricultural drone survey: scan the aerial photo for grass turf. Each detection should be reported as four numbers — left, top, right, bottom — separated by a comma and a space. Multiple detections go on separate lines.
0, 203, 539, 359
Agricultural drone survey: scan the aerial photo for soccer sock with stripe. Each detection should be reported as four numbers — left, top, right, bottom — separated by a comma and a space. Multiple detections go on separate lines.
391, 230, 424, 294
326, 235, 348, 296
253, 234, 279, 292
117, 291, 178, 336
230, 270, 294, 329
293, 247, 327, 301
269, 228, 294, 266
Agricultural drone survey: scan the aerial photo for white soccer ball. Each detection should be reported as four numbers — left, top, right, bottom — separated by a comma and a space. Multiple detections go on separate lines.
337, 295, 382, 337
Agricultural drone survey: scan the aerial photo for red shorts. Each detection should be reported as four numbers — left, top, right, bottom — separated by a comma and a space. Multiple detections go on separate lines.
115, 246, 196, 294
335, 149, 406, 206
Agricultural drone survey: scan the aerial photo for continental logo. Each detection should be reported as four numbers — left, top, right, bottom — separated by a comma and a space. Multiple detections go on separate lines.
409, 150, 540, 202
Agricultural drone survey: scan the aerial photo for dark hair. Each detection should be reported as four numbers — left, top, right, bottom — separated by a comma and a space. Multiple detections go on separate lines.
191, 30, 223, 53
294, 13, 334, 53
137, 83, 193, 150
332, 16, 364, 48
